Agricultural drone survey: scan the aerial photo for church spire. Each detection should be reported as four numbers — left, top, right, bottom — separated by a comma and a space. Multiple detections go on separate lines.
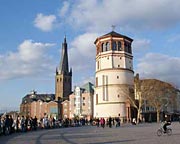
59, 36, 69, 74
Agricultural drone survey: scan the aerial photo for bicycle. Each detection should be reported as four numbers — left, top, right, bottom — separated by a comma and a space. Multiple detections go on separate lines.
157, 126, 172, 136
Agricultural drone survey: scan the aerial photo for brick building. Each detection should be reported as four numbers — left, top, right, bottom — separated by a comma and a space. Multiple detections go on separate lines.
20, 90, 57, 119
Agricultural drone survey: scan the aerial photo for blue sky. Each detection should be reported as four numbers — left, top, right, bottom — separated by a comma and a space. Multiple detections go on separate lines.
0, 0, 180, 111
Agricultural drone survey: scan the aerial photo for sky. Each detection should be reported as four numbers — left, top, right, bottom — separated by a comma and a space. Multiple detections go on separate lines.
0, 0, 180, 112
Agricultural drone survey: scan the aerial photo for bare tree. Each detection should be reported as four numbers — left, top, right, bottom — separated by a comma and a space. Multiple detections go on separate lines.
118, 84, 141, 123
119, 74, 177, 123
141, 79, 176, 122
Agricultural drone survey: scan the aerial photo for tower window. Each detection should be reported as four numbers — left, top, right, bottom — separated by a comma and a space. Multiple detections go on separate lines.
97, 61, 100, 69
96, 77, 98, 87
128, 45, 132, 54
117, 76, 119, 79
118, 65, 120, 67
96, 94, 98, 104
102, 43, 106, 52
118, 41, 122, 51
57, 79, 59, 82
124, 42, 128, 52
112, 41, 117, 51
106, 42, 110, 51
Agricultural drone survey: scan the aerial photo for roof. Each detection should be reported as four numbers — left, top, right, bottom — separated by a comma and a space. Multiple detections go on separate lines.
94, 31, 133, 44
81, 82, 94, 94
21, 93, 55, 104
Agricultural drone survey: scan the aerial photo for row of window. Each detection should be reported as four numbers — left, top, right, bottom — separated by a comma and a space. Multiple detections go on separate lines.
74, 103, 86, 106
56, 77, 71, 82
100, 41, 132, 54
73, 97, 86, 101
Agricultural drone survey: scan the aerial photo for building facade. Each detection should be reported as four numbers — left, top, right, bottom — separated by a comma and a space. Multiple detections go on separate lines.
30, 100, 58, 120
61, 100, 70, 119
20, 90, 57, 119
69, 82, 94, 120
93, 31, 134, 121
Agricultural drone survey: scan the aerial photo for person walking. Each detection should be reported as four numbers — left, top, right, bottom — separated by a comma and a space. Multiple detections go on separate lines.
108, 116, 112, 128
100, 118, 105, 128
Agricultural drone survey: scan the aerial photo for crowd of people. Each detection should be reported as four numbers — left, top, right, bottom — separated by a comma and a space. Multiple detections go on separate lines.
94, 117, 121, 128
0, 114, 93, 136
0, 115, 40, 135
0, 114, 123, 136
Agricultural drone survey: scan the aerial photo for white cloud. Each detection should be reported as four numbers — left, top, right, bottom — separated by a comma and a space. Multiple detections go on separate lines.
34, 13, 57, 32
133, 39, 151, 53
66, 33, 99, 85
59, 1, 70, 17
136, 53, 180, 87
0, 40, 55, 79
64, 0, 180, 32
70, 33, 98, 58
69, 33, 99, 71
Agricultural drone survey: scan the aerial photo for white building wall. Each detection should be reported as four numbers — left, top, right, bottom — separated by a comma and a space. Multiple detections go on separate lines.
94, 34, 134, 121
95, 103, 126, 118
96, 53, 132, 70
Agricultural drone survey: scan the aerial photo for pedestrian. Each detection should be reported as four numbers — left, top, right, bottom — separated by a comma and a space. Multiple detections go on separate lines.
115, 117, 120, 127
96, 118, 100, 127
4, 115, 10, 135
100, 118, 105, 128
108, 116, 112, 128
21, 116, 25, 132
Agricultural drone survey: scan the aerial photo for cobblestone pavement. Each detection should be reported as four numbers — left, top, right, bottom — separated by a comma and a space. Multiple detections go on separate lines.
1, 122, 180, 144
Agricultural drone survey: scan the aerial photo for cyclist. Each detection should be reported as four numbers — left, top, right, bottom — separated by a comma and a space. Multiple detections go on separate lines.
163, 117, 171, 133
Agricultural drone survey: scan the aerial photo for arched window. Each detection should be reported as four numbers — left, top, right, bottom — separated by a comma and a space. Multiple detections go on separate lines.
101, 43, 104, 52
118, 41, 122, 51
102, 43, 106, 52
128, 44, 132, 54
112, 41, 117, 51
106, 42, 110, 51
124, 42, 128, 52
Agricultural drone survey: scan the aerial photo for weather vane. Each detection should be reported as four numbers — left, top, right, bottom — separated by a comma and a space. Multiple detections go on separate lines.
111, 25, 116, 31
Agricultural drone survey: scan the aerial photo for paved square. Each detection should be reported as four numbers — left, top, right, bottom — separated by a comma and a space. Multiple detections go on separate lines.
1, 122, 180, 144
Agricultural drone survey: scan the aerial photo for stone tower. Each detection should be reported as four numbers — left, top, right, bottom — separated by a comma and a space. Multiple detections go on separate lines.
93, 31, 134, 121
55, 36, 72, 102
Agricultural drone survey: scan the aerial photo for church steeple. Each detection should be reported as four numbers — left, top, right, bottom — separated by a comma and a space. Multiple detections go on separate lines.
58, 36, 69, 75
55, 36, 72, 105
